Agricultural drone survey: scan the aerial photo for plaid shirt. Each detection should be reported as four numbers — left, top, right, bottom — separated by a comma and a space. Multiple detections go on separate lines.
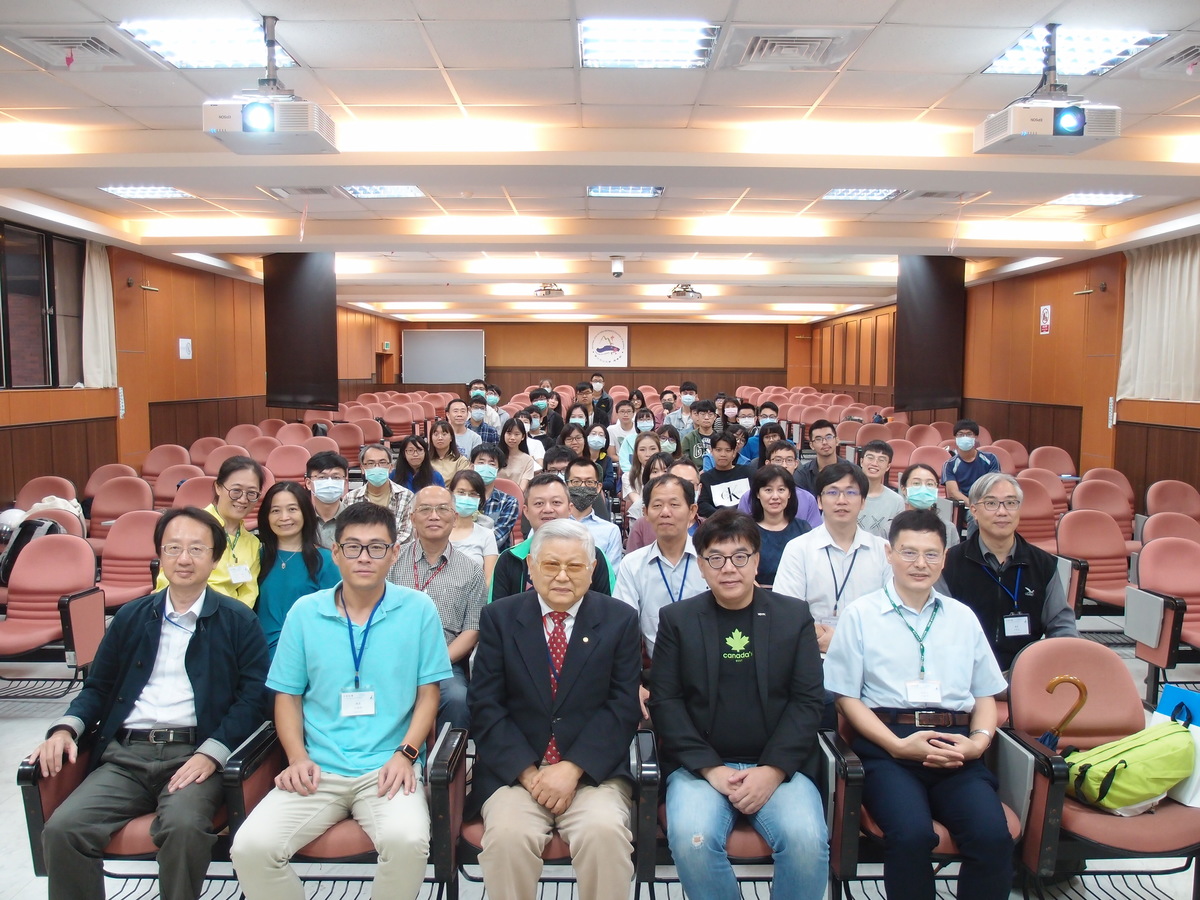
340, 481, 415, 545
388, 540, 486, 644
468, 421, 499, 444
483, 487, 519, 552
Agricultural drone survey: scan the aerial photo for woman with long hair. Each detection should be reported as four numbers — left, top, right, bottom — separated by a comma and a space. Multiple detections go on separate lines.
498, 417, 538, 492
619, 406, 659, 471
655, 423, 683, 462
622, 431, 663, 521
587, 422, 618, 495
256, 481, 340, 656
391, 434, 444, 492
447, 469, 499, 587
749, 464, 811, 587
751, 422, 788, 467
428, 419, 471, 484
556, 423, 589, 460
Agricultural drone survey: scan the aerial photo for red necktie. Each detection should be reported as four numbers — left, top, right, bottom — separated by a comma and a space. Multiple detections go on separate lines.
543, 611, 568, 764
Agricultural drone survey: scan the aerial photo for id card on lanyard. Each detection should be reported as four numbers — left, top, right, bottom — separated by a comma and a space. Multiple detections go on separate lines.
227, 526, 253, 584
979, 563, 1031, 638
340, 588, 385, 717
885, 586, 943, 705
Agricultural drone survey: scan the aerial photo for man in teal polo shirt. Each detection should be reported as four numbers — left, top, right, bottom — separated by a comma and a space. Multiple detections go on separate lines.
231, 501, 452, 900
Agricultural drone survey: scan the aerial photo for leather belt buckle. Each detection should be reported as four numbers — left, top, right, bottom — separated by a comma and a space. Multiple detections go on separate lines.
912, 710, 946, 728
147, 728, 170, 744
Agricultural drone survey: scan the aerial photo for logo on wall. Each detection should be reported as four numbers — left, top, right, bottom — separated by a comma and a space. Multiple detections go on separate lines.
588, 325, 628, 367
1039, 305, 1051, 335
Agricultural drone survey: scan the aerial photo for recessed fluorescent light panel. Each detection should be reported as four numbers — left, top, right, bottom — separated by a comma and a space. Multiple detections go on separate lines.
588, 185, 665, 198
101, 186, 194, 199
342, 185, 425, 199
984, 27, 1166, 76
580, 20, 720, 69
822, 188, 904, 201
120, 19, 297, 69
1046, 192, 1140, 207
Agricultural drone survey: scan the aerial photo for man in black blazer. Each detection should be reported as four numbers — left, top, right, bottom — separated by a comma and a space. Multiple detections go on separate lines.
469, 517, 642, 900
26, 507, 269, 900
649, 508, 828, 900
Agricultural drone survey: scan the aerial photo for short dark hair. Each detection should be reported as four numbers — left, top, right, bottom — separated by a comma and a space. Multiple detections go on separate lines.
615, 399, 633, 413
680, 381, 698, 393
486, 383, 502, 394
530, 388, 549, 401
808, 419, 836, 437
526, 471, 569, 499
335, 500, 397, 543
815, 461, 868, 497
692, 399, 717, 415
861, 439, 893, 461
953, 419, 980, 436
468, 378, 486, 389
446, 398, 468, 412
749, 465, 798, 522
306, 450, 349, 478
888, 508, 947, 548
567, 457, 602, 481
899, 463, 940, 488
643, 472, 695, 509
469, 394, 487, 407
711, 431, 740, 451
215, 454, 263, 489
737, 401, 756, 414
542, 446, 576, 470
575, 381, 591, 393
660, 389, 677, 400
758, 400, 779, 415
767, 439, 798, 460
590, 372, 604, 381
693, 507, 761, 555
155, 507, 227, 559
471, 442, 507, 468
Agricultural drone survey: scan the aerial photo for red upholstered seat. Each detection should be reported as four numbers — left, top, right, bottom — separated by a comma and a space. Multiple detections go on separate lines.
860, 803, 1021, 853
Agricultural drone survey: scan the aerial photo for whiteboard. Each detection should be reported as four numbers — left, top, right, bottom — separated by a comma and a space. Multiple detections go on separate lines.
402, 330, 485, 384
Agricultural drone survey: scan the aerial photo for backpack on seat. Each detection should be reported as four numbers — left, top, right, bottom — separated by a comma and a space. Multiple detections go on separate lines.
0, 517, 67, 586
1063, 720, 1195, 816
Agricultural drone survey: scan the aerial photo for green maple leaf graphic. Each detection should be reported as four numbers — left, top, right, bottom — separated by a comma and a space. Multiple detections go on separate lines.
725, 629, 749, 652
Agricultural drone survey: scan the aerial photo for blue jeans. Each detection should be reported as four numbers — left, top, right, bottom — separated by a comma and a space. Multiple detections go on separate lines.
665, 764, 828, 900
438, 663, 470, 731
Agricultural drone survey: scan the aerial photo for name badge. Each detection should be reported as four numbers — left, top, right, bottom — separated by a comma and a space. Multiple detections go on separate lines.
906, 679, 943, 704
228, 563, 253, 584
1003, 614, 1032, 637
341, 689, 376, 717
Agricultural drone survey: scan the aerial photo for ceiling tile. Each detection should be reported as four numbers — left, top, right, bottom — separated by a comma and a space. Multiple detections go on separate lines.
341, 104, 462, 121
580, 68, 706, 105
932, 73, 1043, 110
582, 104, 693, 127
466, 105, 580, 126
807, 106, 924, 122
849, 25, 1026, 74
0, 72, 103, 107
588, 209, 657, 218
275, 20, 435, 68
575, 0, 732, 18
729, 0, 893, 24
820, 70, 967, 108
448, 68, 576, 105
690, 105, 810, 126
885, 0, 1058, 28
83, 0, 262, 17
4, 106, 139, 127
1082, 79, 1200, 116
1040, 0, 1200, 30
424, 21, 576, 68
413, 0, 571, 19
114, 105, 202, 129
0, 49, 39, 71
58, 71, 209, 107
698, 70, 836, 106
244, 0, 419, 19
1121, 114, 1200, 135
313, 69, 454, 105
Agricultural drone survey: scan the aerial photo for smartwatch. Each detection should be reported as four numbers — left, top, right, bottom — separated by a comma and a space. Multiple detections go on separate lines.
398, 742, 419, 762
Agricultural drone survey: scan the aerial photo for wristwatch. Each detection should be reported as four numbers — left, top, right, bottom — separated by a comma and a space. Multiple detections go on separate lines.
398, 742, 419, 761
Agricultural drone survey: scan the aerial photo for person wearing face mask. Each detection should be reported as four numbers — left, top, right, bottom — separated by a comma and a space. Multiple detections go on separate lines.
519, 405, 552, 455
446, 398, 483, 458
468, 378, 501, 429
529, 388, 563, 440
447, 469, 499, 588
467, 395, 501, 444
587, 423, 619, 497
858, 440, 906, 539
305, 450, 350, 550
716, 398, 741, 436
566, 457, 624, 576
659, 389, 679, 425
697, 432, 753, 518
589, 372, 613, 427
471, 443, 520, 552
942, 419, 999, 506
486, 383, 510, 429
340, 443, 416, 545
664, 381, 698, 435
564, 401, 592, 431
619, 409, 659, 470
655, 424, 683, 462
893, 464, 959, 549
607, 399, 638, 458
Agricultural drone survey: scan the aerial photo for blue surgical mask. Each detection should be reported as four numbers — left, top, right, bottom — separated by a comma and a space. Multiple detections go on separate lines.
955, 435, 976, 452
530, 416, 541, 430
453, 494, 480, 516
660, 439, 677, 453
587, 434, 607, 451
474, 463, 498, 484
470, 389, 485, 398
312, 478, 344, 503
905, 485, 938, 509
680, 394, 696, 407
534, 400, 548, 411
759, 416, 776, 425
636, 420, 654, 432
470, 408, 485, 422
486, 394, 499, 406
364, 467, 390, 488
569, 416, 587, 426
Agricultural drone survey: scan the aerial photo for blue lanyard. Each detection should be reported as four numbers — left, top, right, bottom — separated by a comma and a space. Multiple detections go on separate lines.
341, 588, 386, 689
978, 562, 1022, 612
655, 555, 691, 604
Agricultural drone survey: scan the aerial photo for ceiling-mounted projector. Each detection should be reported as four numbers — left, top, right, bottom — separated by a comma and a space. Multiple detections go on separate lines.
669, 284, 702, 300
202, 98, 337, 155
534, 283, 564, 297
973, 101, 1120, 155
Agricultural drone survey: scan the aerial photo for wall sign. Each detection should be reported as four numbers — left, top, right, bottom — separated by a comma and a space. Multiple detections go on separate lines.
588, 325, 628, 367
1039, 305, 1051, 335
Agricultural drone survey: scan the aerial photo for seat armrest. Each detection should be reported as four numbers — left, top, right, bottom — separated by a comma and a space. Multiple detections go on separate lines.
1002, 729, 1068, 878
19, 731, 96, 876
427, 724, 468, 884
819, 729, 863, 879
221, 721, 281, 835
633, 728, 660, 885
59, 587, 106, 670
1054, 556, 1088, 616
1133, 513, 1147, 543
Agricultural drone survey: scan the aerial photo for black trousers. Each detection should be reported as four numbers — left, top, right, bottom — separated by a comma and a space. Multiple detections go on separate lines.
853, 728, 1013, 900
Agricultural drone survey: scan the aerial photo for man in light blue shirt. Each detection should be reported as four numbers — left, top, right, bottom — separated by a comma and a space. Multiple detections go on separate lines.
565, 457, 623, 576
232, 502, 452, 900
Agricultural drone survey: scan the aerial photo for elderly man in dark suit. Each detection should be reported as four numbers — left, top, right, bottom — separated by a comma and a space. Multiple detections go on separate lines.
649, 507, 828, 900
468, 516, 642, 900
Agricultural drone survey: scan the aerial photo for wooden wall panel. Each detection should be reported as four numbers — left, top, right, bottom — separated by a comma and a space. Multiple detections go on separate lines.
0, 418, 118, 507
1115, 422, 1200, 515
961, 398, 1082, 468
809, 305, 896, 405
785, 323, 813, 388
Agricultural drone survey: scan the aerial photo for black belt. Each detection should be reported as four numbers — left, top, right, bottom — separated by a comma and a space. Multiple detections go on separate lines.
117, 727, 197, 745
872, 708, 971, 728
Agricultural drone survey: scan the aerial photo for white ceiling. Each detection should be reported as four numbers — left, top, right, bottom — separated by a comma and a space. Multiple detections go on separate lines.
0, 0, 1199, 323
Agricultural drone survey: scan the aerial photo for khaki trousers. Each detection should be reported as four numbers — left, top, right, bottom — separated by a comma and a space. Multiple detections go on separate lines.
479, 776, 633, 900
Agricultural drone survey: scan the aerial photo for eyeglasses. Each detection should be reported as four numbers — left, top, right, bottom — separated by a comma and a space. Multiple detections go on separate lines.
811, 434, 837, 443
337, 541, 393, 559
361, 460, 390, 469
161, 544, 212, 558
821, 489, 862, 500
536, 560, 591, 577
700, 551, 756, 569
567, 479, 600, 488
218, 484, 260, 502
895, 549, 944, 564
861, 454, 890, 465
977, 498, 1021, 512
414, 504, 454, 517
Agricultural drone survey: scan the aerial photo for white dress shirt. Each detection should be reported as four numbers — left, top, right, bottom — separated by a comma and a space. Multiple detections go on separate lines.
613, 538, 707, 656
773, 524, 890, 622
538, 596, 581, 643
123, 590, 203, 729
573, 508, 624, 576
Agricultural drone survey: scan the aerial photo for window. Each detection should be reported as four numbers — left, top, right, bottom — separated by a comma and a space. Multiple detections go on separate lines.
0, 223, 85, 388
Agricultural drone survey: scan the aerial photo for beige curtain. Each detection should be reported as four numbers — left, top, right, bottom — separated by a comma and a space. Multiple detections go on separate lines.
82, 241, 117, 388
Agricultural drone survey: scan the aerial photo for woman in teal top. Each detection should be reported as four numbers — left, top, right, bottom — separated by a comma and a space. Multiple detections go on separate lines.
256, 481, 340, 657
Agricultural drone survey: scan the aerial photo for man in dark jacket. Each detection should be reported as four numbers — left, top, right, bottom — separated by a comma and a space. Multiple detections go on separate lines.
26, 507, 269, 900
649, 508, 828, 900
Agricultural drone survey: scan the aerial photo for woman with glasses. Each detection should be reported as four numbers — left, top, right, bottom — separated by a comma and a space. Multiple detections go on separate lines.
749, 464, 812, 587
447, 469, 499, 588
429, 419, 471, 484
895, 463, 959, 548
619, 407, 659, 471
157, 454, 264, 606
498, 417, 538, 493
256, 481, 339, 657
556, 423, 589, 460
391, 434, 444, 493
586, 422, 618, 495
339, 443, 416, 544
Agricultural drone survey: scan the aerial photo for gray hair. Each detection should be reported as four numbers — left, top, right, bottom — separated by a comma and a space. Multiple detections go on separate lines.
969, 472, 1023, 505
529, 517, 595, 562
359, 442, 391, 465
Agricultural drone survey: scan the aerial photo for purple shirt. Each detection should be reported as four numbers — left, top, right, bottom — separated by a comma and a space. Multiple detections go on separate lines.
737, 485, 822, 529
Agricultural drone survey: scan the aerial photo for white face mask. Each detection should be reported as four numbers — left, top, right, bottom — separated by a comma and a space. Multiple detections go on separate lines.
591, 381, 604, 392
737, 416, 756, 428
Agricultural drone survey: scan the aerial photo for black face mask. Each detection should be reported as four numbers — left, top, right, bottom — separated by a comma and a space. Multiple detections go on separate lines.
568, 485, 597, 511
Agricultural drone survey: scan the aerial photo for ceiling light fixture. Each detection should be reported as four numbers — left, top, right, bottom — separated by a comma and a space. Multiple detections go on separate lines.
984, 25, 1166, 76
120, 18, 298, 68
342, 185, 425, 199
641, 302, 705, 312
822, 188, 904, 201
534, 283, 565, 297
587, 185, 665, 198
101, 186, 194, 200
1046, 192, 1140, 206
580, 19, 720, 69
669, 284, 702, 300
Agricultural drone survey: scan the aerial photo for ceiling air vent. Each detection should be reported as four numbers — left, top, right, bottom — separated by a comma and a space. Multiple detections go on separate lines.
1148, 45, 1200, 76
717, 25, 871, 71
742, 36, 837, 67
0, 25, 166, 71
268, 187, 337, 198
905, 191, 987, 203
